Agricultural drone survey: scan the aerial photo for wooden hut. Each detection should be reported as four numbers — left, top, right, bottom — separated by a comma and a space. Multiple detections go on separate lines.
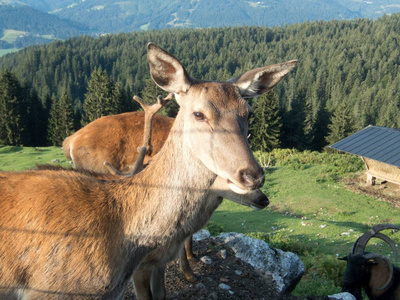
329, 126, 400, 186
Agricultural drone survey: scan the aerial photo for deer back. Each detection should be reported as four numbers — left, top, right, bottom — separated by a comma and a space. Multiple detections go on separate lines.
63, 111, 174, 174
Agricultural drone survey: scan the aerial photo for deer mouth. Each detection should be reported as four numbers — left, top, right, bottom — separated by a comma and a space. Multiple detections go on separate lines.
227, 180, 251, 195
226, 179, 269, 210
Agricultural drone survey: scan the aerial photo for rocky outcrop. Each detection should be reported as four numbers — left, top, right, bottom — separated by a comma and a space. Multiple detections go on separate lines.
194, 230, 305, 294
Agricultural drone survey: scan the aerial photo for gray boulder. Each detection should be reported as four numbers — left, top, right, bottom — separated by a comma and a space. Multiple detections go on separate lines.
215, 232, 305, 294
328, 292, 356, 300
193, 229, 211, 241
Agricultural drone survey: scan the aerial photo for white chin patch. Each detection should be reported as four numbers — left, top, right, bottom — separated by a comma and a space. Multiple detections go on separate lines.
228, 181, 249, 195
250, 205, 262, 211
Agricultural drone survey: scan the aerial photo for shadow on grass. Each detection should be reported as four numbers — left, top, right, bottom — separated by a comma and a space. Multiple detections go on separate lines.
32, 147, 54, 153
0, 146, 23, 153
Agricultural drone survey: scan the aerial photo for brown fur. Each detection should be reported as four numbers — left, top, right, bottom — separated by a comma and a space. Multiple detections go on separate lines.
63, 112, 173, 173
0, 43, 295, 300
61, 49, 296, 300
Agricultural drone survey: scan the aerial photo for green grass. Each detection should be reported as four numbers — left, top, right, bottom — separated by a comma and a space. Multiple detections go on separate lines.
208, 149, 400, 297
0, 145, 71, 171
1, 146, 398, 297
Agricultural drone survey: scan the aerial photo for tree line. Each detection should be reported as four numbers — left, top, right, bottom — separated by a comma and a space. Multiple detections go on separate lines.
0, 14, 400, 150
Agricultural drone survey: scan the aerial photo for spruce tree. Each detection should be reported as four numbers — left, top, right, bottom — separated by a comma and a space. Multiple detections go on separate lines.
281, 88, 308, 150
48, 91, 75, 146
326, 101, 355, 144
249, 91, 282, 152
142, 78, 164, 104
47, 95, 61, 146
141, 78, 178, 117
24, 88, 47, 146
82, 67, 118, 125
0, 70, 24, 145
58, 90, 75, 140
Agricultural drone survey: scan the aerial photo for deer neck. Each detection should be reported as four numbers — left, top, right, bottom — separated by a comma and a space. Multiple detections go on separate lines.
122, 113, 217, 247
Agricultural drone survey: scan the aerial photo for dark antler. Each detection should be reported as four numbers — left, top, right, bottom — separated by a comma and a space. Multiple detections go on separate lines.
103, 146, 147, 176
352, 224, 400, 256
133, 93, 173, 155
103, 94, 173, 177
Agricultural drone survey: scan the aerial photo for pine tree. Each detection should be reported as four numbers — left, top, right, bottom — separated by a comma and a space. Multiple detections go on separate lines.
281, 88, 308, 150
326, 101, 355, 145
141, 78, 178, 117
47, 95, 61, 146
58, 90, 75, 140
82, 67, 118, 125
47, 91, 75, 146
114, 82, 133, 113
249, 91, 282, 152
23, 88, 47, 146
0, 70, 24, 145
142, 78, 164, 104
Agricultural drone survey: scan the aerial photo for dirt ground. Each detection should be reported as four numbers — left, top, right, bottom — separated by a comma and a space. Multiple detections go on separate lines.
342, 173, 400, 207
124, 237, 328, 300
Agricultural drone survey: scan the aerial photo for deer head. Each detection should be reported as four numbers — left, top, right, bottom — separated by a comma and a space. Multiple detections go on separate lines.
147, 43, 297, 193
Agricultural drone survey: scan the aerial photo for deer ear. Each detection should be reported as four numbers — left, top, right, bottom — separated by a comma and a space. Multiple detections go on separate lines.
147, 43, 191, 94
228, 60, 298, 98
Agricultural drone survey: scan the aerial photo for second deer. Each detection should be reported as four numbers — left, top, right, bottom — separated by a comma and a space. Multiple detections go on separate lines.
63, 47, 297, 299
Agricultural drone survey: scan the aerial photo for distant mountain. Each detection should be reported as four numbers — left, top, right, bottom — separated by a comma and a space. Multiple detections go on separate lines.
1, 0, 400, 51
0, 4, 90, 49
3, 0, 400, 33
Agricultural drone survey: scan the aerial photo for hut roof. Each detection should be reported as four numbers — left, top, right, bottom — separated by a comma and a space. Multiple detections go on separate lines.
329, 125, 400, 167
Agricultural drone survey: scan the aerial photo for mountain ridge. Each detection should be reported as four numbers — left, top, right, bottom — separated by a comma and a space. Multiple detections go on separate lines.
1, 0, 400, 51
4, 0, 400, 32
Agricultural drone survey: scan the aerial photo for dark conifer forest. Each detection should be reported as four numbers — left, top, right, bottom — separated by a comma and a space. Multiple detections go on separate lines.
0, 14, 399, 149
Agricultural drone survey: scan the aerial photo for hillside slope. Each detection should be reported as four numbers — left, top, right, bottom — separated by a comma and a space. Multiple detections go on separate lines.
0, 4, 90, 49
3, 0, 400, 33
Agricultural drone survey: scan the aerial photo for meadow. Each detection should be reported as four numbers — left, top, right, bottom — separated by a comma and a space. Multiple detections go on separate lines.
1, 146, 398, 297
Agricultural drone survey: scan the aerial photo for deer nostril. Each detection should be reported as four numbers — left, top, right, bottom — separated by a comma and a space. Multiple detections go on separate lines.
240, 171, 264, 189
262, 196, 269, 207
242, 173, 255, 187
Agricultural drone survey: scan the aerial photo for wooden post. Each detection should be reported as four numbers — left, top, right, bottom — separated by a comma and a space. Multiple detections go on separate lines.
367, 173, 376, 186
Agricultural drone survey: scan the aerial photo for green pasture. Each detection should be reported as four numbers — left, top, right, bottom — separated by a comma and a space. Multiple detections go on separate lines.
0, 146, 398, 297
0, 48, 19, 57
0, 145, 70, 171
1, 29, 26, 43
210, 149, 400, 296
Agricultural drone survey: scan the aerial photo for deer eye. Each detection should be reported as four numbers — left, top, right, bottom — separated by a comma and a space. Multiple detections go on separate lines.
193, 112, 206, 121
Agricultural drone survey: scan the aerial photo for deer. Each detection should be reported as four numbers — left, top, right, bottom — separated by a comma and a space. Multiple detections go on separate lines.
33, 162, 269, 300
62, 47, 297, 300
92, 95, 270, 300
62, 60, 298, 285
0, 42, 297, 299
62, 100, 174, 174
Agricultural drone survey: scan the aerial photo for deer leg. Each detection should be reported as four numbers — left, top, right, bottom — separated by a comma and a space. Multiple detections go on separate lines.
150, 265, 167, 300
132, 266, 153, 300
185, 235, 199, 262
180, 241, 198, 283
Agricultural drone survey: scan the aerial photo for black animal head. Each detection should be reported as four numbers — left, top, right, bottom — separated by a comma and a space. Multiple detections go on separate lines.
339, 224, 399, 300
339, 254, 385, 300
